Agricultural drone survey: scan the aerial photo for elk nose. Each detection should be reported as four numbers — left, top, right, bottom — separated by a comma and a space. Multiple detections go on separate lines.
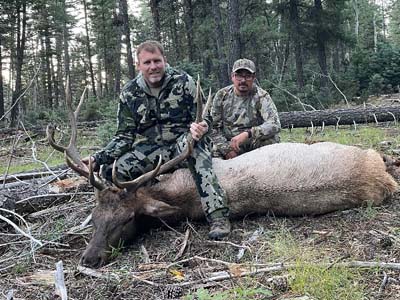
80, 254, 103, 269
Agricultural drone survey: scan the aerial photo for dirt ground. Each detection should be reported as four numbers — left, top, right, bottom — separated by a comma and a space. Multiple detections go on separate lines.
1, 127, 400, 299
1, 175, 400, 299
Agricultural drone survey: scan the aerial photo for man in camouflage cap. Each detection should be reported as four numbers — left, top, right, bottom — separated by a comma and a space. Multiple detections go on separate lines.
85, 40, 230, 240
210, 58, 281, 159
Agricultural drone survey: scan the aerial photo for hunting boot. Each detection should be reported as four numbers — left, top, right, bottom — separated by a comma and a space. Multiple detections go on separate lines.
208, 217, 231, 240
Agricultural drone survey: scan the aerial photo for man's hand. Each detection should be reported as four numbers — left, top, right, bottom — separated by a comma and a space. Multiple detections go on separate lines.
225, 150, 238, 160
82, 155, 99, 172
230, 132, 249, 152
190, 121, 209, 141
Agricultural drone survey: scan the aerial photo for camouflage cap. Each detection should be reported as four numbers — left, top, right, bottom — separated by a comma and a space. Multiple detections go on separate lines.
232, 58, 256, 73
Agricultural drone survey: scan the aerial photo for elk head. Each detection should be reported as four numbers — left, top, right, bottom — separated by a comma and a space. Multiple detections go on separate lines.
47, 77, 209, 268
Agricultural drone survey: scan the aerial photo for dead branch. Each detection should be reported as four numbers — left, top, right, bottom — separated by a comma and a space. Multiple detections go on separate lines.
54, 261, 68, 300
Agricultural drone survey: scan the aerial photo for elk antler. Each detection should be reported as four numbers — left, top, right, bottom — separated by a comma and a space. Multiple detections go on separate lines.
112, 77, 209, 191
47, 76, 107, 190
112, 155, 163, 190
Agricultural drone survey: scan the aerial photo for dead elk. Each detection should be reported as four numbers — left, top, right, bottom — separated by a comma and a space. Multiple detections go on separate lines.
47, 83, 398, 269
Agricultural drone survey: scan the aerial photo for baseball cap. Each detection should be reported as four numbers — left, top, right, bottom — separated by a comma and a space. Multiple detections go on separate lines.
232, 58, 256, 73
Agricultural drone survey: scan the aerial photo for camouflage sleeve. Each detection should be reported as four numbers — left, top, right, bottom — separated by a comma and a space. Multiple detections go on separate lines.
93, 93, 136, 166
252, 93, 281, 140
210, 89, 232, 156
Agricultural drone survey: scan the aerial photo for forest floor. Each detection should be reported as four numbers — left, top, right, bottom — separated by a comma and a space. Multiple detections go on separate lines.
1, 116, 400, 299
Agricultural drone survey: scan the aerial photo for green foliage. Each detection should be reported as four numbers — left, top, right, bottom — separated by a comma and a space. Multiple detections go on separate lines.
368, 73, 384, 96
108, 240, 125, 260
97, 119, 117, 146
24, 106, 67, 127
289, 263, 366, 300
184, 286, 272, 300
359, 201, 379, 220
351, 43, 400, 94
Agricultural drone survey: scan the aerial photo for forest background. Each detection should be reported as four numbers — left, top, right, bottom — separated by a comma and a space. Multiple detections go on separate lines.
1, 0, 400, 133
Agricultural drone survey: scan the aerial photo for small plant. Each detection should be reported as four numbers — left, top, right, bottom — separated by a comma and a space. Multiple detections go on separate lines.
359, 201, 378, 220
289, 262, 366, 300
184, 286, 272, 300
108, 239, 125, 260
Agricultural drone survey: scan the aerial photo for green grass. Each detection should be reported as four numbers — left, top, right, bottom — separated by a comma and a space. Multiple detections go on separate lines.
0, 129, 100, 175
2, 124, 399, 175
281, 124, 400, 149
184, 285, 272, 300
267, 227, 367, 300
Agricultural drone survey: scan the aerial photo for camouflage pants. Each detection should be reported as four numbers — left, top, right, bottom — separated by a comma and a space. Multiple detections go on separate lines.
101, 135, 228, 220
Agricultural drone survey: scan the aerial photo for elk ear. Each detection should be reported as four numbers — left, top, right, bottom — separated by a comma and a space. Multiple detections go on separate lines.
140, 199, 180, 218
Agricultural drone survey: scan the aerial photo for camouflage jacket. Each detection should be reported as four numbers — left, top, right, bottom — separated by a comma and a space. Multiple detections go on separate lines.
94, 67, 198, 166
210, 84, 281, 156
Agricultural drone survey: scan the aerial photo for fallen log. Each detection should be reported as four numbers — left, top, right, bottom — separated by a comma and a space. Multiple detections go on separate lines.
279, 105, 400, 128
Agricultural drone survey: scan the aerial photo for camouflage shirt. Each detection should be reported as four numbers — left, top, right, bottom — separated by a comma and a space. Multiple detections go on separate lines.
210, 84, 281, 156
94, 67, 198, 166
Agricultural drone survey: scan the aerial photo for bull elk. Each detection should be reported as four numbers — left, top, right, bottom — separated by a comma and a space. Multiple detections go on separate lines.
47, 80, 398, 269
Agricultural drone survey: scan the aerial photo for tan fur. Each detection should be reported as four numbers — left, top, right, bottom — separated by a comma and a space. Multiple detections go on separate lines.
82, 142, 398, 268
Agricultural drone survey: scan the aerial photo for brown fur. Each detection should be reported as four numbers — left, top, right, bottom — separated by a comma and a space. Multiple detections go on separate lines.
81, 142, 398, 268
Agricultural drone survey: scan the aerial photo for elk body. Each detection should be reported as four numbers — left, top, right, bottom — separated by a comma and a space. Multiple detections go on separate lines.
82, 142, 397, 268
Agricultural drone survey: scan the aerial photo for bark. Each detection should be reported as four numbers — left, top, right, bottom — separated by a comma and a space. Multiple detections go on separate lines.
43, 11, 53, 108
183, 0, 195, 62
83, 0, 97, 98
10, 0, 27, 128
169, 1, 181, 62
120, 0, 135, 79
352, 0, 359, 41
113, 7, 123, 95
289, 0, 305, 90
314, 0, 328, 87
149, 0, 161, 41
227, 0, 241, 70
279, 105, 400, 128
211, 0, 230, 86
0, 35, 4, 119
62, 0, 71, 85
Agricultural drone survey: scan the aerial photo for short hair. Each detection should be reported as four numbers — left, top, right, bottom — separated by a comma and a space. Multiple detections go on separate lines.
136, 40, 165, 61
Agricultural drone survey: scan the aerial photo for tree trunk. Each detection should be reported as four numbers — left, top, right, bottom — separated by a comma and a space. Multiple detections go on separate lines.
289, 0, 305, 90
211, 0, 230, 86
55, 30, 64, 106
314, 0, 328, 88
113, 6, 123, 95
149, 0, 161, 41
83, 0, 97, 98
120, 0, 135, 79
44, 13, 53, 108
62, 0, 71, 86
10, 0, 27, 128
183, 0, 195, 62
352, 0, 359, 42
279, 105, 400, 128
169, 0, 181, 62
0, 35, 4, 119
227, 0, 240, 71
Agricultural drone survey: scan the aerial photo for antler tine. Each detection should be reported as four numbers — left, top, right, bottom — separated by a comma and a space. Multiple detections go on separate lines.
64, 77, 88, 171
112, 155, 163, 190
46, 124, 67, 153
47, 77, 90, 177
88, 158, 107, 190
202, 88, 213, 120
66, 155, 106, 190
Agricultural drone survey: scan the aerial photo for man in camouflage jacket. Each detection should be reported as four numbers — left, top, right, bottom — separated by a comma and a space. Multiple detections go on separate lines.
86, 40, 230, 240
210, 59, 281, 159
